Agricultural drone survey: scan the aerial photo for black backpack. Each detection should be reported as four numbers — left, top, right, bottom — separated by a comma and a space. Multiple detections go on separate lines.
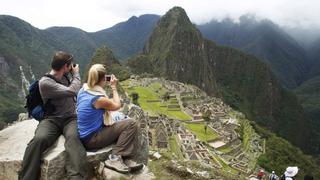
25, 74, 69, 121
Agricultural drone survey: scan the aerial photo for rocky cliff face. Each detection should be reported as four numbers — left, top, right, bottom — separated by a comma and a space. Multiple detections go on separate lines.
0, 56, 9, 75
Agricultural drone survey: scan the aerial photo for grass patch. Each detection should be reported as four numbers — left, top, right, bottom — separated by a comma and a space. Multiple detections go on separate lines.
212, 154, 238, 174
169, 136, 184, 159
184, 123, 218, 142
122, 80, 192, 120
217, 145, 233, 154
148, 159, 183, 180
148, 82, 167, 95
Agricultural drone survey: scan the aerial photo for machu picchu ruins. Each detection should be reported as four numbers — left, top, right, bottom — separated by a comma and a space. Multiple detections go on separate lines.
120, 76, 265, 179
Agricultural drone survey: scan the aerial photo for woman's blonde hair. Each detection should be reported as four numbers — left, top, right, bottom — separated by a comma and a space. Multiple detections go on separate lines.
87, 64, 106, 88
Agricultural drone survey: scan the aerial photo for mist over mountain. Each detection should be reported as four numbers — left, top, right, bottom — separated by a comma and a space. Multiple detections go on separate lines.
284, 26, 320, 49
197, 15, 311, 89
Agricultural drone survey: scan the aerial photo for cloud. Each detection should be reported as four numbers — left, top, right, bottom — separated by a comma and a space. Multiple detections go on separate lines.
0, 0, 319, 32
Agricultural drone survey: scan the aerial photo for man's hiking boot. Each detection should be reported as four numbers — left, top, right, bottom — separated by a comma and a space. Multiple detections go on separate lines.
124, 159, 144, 172
104, 154, 129, 174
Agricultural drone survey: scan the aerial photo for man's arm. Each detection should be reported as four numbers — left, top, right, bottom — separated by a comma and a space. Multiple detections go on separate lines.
40, 72, 81, 99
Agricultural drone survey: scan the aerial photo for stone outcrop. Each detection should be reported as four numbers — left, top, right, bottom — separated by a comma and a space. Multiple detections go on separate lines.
128, 106, 149, 165
0, 56, 9, 75
0, 114, 149, 180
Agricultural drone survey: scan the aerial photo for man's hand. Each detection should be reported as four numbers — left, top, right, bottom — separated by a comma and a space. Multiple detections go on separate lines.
71, 64, 79, 74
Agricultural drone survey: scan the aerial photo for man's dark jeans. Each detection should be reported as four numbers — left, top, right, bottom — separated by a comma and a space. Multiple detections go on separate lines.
18, 116, 87, 180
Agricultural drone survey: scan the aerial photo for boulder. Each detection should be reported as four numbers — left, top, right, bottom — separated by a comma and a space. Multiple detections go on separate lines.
0, 117, 148, 180
128, 106, 149, 164
0, 119, 38, 180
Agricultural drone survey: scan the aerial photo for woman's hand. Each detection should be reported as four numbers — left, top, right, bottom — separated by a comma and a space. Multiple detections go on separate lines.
110, 74, 118, 89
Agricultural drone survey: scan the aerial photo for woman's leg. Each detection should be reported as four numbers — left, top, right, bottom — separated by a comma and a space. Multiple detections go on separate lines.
84, 119, 137, 157
113, 119, 138, 157
84, 119, 138, 173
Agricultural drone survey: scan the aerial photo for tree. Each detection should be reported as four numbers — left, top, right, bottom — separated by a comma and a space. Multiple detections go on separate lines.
130, 92, 140, 106
202, 111, 211, 142
204, 121, 208, 142
202, 111, 211, 122
162, 91, 170, 102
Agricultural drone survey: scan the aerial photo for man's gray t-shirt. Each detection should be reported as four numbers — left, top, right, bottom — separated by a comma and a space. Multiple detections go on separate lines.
39, 73, 81, 119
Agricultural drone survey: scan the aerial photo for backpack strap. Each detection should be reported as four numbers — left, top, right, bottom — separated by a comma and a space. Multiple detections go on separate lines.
44, 73, 71, 85
63, 74, 71, 85
44, 74, 63, 84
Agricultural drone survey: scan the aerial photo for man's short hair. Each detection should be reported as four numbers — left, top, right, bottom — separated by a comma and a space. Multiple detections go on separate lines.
51, 51, 73, 71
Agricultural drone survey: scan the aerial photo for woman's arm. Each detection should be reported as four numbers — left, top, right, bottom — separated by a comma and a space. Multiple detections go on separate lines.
94, 96, 121, 111
94, 75, 121, 111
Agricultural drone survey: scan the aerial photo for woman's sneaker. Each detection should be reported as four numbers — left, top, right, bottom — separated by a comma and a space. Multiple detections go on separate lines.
104, 154, 130, 174
124, 159, 144, 172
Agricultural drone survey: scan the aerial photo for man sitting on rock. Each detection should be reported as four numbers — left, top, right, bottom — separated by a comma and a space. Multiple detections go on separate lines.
18, 51, 87, 180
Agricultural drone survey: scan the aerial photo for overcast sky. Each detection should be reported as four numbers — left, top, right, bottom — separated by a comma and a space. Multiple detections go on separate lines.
1, 0, 319, 32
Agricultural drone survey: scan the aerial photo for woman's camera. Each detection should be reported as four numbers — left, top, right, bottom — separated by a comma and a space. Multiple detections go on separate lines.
105, 75, 111, 82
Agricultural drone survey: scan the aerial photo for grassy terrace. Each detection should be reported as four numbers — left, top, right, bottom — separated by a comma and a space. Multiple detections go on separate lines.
184, 123, 218, 142
169, 136, 184, 159
212, 154, 238, 174
217, 145, 233, 154
121, 80, 192, 120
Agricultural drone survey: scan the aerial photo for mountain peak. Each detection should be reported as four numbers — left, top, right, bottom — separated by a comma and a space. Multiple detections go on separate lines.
90, 46, 120, 66
167, 6, 187, 16
159, 6, 191, 28
143, 6, 201, 56
128, 16, 138, 22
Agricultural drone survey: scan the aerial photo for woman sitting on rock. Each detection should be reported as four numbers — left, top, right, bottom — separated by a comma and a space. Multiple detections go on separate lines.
77, 64, 143, 173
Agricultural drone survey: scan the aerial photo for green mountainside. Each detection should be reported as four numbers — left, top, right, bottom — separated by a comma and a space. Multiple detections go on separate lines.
85, 46, 131, 81
0, 15, 62, 123
127, 7, 316, 154
294, 39, 320, 153
46, 26, 98, 69
91, 15, 160, 60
